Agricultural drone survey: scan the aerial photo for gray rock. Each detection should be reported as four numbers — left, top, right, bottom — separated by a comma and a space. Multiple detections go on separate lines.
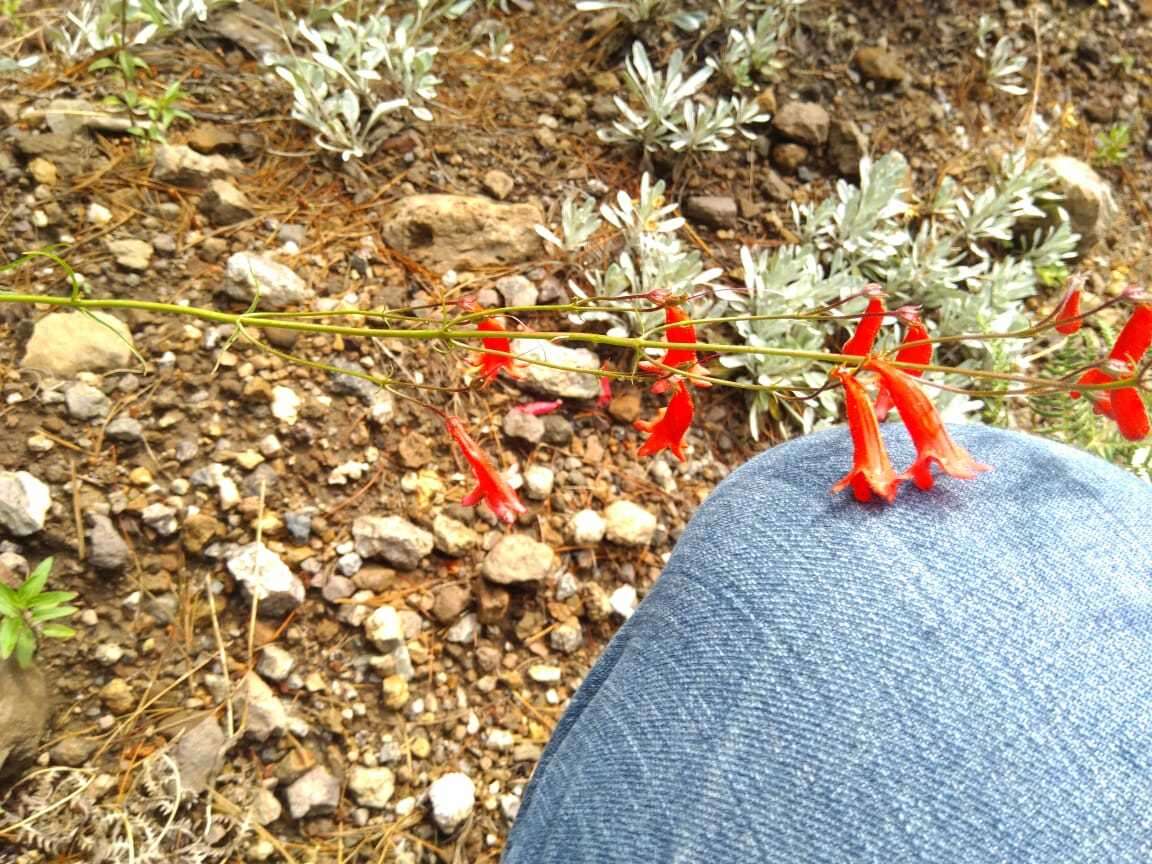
88, 514, 130, 570
64, 382, 110, 420
44, 98, 131, 137
511, 339, 601, 399
141, 503, 180, 536
0, 471, 51, 537
432, 513, 479, 556
428, 772, 475, 833
199, 178, 253, 226
352, 516, 433, 570
106, 238, 154, 271
49, 735, 99, 767
683, 195, 739, 229
153, 144, 239, 187
257, 644, 295, 682
604, 500, 657, 547
828, 118, 867, 179
1041, 156, 1116, 251
445, 612, 478, 644
523, 465, 554, 500
21, 311, 135, 378
379, 194, 544, 273
105, 415, 144, 443
224, 252, 313, 309
171, 716, 229, 794
550, 619, 584, 654
227, 542, 305, 617
494, 274, 538, 307
364, 605, 404, 653
772, 102, 830, 147
285, 765, 341, 819
0, 659, 49, 778
503, 408, 544, 444
234, 671, 288, 741
284, 512, 312, 543
348, 765, 395, 809
483, 534, 556, 585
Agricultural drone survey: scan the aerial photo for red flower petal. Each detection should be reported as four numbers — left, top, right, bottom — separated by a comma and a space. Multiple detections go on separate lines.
1112, 387, 1150, 441
875, 316, 932, 421
444, 416, 526, 524
639, 304, 711, 391
634, 379, 694, 462
842, 295, 886, 356
1109, 304, 1152, 367
832, 370, 903, 503
865, 358, 990, 491
475, 317, 522, 384
1054, 287, 1083, 335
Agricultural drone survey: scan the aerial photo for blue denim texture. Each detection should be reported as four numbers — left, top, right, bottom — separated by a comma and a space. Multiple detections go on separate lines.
504, 425, 1152, 863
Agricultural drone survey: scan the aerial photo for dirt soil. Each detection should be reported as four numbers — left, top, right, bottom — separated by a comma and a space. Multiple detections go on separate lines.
0, 0, 1149, 861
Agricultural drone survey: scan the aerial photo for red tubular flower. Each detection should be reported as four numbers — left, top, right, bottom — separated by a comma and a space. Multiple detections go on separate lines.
1111, 387, 1150, 441
1109, 304, 1152, 366
831, 370, 903, 503
597, 375, 613, 408
1071, 304, 1152, 416
474, 317, 523, 384
864, 358, 990, 491
842, 294, 887, 356
444, 416, 526, 524
634, 379, 694, 461
639, 304, 711, 393
1054, 287, 1083, 335
874, 313, 933, 421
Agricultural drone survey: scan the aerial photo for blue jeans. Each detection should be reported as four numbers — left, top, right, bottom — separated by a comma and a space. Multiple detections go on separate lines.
504, 425, 1152, 863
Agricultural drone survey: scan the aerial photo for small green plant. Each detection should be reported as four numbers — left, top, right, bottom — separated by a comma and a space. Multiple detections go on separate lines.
0, 558, 78, 669
90, 45, 152, 80
109, 80, 193, 143
1094, 124, 1131, 167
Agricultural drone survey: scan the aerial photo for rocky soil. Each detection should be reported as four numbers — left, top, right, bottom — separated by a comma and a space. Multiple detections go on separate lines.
0, 0, 1149, 862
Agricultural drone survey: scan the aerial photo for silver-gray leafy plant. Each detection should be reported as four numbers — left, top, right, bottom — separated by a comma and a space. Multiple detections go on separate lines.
600, 42, 770, 154
49, 0, 233, 58
724, 151, 1077, 436
265, 0, 473, 161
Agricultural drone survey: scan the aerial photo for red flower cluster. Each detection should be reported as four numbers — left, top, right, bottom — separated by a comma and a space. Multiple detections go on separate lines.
833, 295, 988, 502
835, 360, 990, 502
1070, 303, 1152, 441
444, 415, 526, 524
633, 300, 709, 461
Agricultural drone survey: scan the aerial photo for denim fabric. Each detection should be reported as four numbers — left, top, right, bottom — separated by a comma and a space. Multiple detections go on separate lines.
504, 425, 1152, 863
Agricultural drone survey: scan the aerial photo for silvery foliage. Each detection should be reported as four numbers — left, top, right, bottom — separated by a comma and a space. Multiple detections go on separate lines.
265, 0, 472, 161
49, 0, 231, 58
705, 0, 806, 90
600, 42, 770, 153
724, 151, 1078, 437
574, 0, 706, 33
50, 1, 156, 58
975, 14, 1029, 97
536, 174, 727, 342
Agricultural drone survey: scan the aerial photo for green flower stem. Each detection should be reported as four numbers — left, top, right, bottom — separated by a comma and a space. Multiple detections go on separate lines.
0, 292, 1136, 396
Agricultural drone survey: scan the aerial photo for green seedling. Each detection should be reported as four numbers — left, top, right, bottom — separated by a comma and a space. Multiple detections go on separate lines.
0, 557, 78, 669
